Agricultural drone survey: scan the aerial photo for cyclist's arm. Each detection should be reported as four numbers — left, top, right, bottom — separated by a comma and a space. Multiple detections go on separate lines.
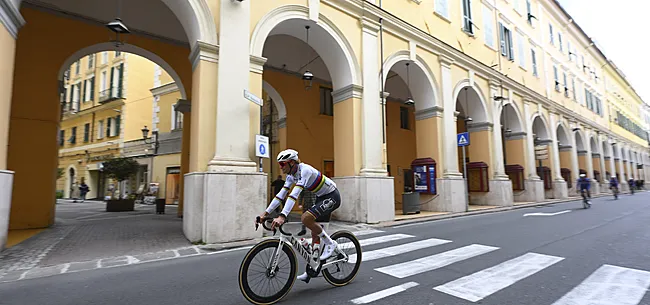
279, 168, 312, 216
265, 178, 294, 214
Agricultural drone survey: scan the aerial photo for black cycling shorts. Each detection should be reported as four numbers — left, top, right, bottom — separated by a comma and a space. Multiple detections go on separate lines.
306, 189, 341, 222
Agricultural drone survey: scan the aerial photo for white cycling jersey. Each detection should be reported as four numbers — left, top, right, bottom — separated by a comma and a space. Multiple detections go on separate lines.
265, 163, 337, 216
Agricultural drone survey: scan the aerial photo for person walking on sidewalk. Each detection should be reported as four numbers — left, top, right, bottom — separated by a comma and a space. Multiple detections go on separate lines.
79, 181, 90, 202
297, 189, 317, 236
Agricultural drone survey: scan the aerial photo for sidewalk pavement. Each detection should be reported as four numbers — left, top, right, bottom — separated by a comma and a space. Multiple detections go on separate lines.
1, 190, 643, 283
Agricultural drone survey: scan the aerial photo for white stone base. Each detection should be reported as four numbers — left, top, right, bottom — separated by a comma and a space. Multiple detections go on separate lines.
424, 177, 466, 213
620, 182, 629, 192
470, 179, 513, 206
515, 179, 544, 202
332, 176, 394, 224
552, 180, 568, 199
0, 170, 14, 252
183, 171, 266, 244
591, 181, 600, 194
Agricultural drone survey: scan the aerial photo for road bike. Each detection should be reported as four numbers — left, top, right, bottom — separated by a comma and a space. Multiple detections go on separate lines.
610, 186, 619, 200
580, 189, 591, 209
238, 216, 362, 305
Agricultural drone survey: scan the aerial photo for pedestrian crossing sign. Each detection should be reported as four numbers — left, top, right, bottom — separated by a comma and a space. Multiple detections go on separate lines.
457, 132, 470, 147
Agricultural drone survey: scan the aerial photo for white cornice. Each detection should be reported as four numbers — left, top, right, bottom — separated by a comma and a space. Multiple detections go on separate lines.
189, 41, 219, 71
0, 0, 25, 39
150, 82, 179, 96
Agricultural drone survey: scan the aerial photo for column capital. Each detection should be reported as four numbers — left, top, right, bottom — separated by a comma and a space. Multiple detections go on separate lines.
249, 55, 267, 75
332, 84, 363, 104
360, 16, 381, 34
189, 41, 219, 71
439, 54, 454, 68
415, 106, 444, 120
0, 0, 25, 39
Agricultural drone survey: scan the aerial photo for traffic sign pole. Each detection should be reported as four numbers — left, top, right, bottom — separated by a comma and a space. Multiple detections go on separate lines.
462, 145, 468, 212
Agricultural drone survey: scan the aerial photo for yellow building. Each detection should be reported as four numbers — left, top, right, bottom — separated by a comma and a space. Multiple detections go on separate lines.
56, 51, 169, 201
1, 0, 649, 249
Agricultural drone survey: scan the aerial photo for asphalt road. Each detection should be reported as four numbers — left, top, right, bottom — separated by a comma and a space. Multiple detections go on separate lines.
2, 191, 650, 305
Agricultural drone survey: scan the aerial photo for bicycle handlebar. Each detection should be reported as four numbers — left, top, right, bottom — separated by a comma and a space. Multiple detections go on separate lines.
255, 216, 292, 236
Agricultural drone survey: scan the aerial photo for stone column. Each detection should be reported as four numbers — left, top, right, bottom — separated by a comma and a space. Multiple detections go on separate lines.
550, 114, 568, 198
584, 130, 599, 194
522, 100, 544, 202
486, 81, 512, 206
184, 0, 265, 244
437, 55, 466, 212
608, 138, 617, 182
598, 136, 607, 184
617, 145, 628, 191
0, 1, 22, 251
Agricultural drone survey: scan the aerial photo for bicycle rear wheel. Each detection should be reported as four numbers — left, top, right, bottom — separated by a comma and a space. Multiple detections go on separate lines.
322, 230, 362, 287
239, 239, 297, 305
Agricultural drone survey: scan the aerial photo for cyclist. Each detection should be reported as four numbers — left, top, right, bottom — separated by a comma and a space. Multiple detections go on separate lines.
628, 178, 636, 194
609, 176, 619, 199
258, 149, 341, 282
577, 173, 591, 206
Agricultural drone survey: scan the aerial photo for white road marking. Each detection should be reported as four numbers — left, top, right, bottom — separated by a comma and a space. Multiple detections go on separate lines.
375, 244, 499, 278
306, 233, 414, 247
349, 238, 452, 264
523, 210, 571, 217
350, 282, 419, 304
551, 264, 650, 305
434, 252, 564, 302
352, 229, 385, 236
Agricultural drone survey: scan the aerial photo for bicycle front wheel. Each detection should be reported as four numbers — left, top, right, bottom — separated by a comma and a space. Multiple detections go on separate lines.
322, 230, 362, 287
238, 239, 297, 305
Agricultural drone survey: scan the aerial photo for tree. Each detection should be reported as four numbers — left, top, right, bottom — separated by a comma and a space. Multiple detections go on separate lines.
102, 157, 140, 199
57, 168, 64, 180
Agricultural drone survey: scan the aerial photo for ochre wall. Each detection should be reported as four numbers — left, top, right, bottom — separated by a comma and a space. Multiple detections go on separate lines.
505, 138, 526, 167
7, 7, 192, 229
386, 101, 416, 208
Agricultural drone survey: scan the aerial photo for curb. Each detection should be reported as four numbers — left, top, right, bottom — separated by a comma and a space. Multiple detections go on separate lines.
372, 190, 645, 228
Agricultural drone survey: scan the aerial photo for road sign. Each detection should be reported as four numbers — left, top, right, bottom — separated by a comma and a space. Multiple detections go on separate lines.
255, 135, 269, 158
244, 89, 263, 107
457, 132, 470, 147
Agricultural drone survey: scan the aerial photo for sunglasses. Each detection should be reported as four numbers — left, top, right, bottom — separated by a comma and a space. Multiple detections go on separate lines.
279, 161, 289, 167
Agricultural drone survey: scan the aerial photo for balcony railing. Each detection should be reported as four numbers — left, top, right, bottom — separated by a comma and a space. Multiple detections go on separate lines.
99, 87, 123, 103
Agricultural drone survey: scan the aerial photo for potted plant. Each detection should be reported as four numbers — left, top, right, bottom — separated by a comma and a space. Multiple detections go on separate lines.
102, 157, 140, 212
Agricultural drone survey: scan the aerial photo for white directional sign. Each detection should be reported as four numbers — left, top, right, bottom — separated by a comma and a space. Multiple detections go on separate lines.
244, 89, 263, 107
255, 135, 269, 158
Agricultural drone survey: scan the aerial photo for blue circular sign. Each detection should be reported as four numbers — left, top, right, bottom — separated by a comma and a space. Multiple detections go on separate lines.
259, 144, 266, 155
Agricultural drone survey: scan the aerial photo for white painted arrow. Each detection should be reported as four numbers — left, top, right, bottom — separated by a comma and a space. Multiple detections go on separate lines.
523, 210, 571, 217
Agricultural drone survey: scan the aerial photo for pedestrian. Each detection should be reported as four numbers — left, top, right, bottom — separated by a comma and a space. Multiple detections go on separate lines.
79, 180, 90, 202
296, 189, 317, 236
71, 181, 80, 203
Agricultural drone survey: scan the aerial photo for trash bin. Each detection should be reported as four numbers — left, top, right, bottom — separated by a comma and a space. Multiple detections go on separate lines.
155, 199, 166, 214
402, 192, 420, 215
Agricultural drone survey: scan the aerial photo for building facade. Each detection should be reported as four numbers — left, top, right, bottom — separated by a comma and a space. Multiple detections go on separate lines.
56, 51, 168, 200
1, 0, 649, 249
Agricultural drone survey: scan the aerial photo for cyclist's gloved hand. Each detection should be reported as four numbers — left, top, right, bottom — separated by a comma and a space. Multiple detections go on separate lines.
271, 214, 286, 230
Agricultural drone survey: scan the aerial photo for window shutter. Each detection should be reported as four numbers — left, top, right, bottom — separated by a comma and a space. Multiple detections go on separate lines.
107, 117, 112, 137
508, 32, 514, 61
118, 63, 124, 97
435, 0, 449, 18
90, 77, 95, 100
109, 67, 115, 97
171, 105, 176, 130
517, 33, 525, 67
482, 6, 494, 48
115, 115, 121, 137
499, 23, 506, 56
82, 80, 86, 102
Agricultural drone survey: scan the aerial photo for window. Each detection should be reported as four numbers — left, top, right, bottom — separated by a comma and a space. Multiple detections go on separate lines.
106, 117, 112, 138
482, 5, 495, 48
114, 115, 121, 137
72, 83, 80, 111
88, 55, 94, 69
572, 77, 577, 101
531, 49, 538, 76
319, 87, 333, 116
581, 56, 586, 72
563, 72, 568, 97
558, 32, 563, 51
75, 60, 81, 75
70, 127, 77, 144
400, 107, 410, 129
549, 24, 554, 45
59, 130, 65, 147
102, 52, 108, 64
97, 120, 104, 139
84, 77, 94, 102
435, 0, 449, 19
115, 51, 121, 57
172, 106, 184, 130
526, 0, 534, 25
567, 41, 573, 61
101, 71, 107, 91
462, 0, 473, 34
517, 32, 526, 68
499, 23, 514, 61
84, 123, 90, 142
553, 66, 559, 91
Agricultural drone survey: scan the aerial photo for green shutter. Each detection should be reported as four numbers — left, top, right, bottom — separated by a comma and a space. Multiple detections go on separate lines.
118, 63, 124, 97
115, 115, 121, 137
82, 80, 86, 102
90, 77, 95, 101
110, 67, 115, 97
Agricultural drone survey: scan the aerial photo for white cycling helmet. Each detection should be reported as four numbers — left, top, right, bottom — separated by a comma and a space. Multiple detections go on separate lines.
277, 149, 299, 162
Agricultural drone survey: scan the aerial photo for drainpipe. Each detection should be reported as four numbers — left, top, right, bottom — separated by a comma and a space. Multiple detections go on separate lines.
379, 0, 387, 169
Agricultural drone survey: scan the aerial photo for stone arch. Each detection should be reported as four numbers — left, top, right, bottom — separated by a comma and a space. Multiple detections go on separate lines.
453, 79, 489, 124
574, 129, 586, 151
250, 5, 360, 90
499, 101, 524, 133
590, 136, 599, 154
531, 113, 551, 141
64, 164, 78, 199
262, 80, 287, 121
14, 0, 218, 47
58, 43, 188, 99
381, 51, 440, 111
556, 123, 571, 146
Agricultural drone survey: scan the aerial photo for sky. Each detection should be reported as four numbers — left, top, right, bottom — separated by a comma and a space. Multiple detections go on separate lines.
556, 0, 650, 105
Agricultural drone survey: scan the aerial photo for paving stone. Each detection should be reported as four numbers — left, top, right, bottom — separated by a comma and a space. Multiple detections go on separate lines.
23, 265, 65, 280
177, 248, 199, 256
134, 251, 176, 262
0, 270, 26, 282
99, 257, 130, 268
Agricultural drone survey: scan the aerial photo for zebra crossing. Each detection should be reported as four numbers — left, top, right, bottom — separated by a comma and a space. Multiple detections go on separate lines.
341, 228, 650, 304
